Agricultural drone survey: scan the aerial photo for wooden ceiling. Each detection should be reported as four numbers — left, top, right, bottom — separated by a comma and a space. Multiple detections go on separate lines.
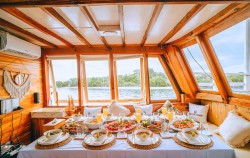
0, 1, 249, 49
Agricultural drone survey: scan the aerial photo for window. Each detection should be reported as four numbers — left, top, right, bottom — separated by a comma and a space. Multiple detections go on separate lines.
82, 55, 111, 101
148, 57, 176, 100
49, 59, 78, 105
114, 55, 143, 101
210, 19, 250, 95
183, 44, 218, 91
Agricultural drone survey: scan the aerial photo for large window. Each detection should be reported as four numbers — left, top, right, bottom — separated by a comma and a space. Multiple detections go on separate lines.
114, 55, 143, 101
49, 59, 78, 105
210, 19, 250, 95
183, 44, 218, 91
148, 57, 176, 100
82, 55, 111, 101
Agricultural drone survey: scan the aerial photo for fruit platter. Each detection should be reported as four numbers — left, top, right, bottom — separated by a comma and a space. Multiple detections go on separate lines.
104, 119, 136, 133
61, 121, 82, 135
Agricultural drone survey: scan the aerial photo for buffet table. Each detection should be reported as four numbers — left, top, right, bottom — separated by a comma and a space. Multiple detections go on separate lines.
18, 135, 235, 158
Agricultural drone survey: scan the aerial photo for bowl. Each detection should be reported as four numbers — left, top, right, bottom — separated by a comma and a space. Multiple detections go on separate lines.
91, 129, 107, 141
182, 129, 199, 140
73, 114, 82, 122
44, 129, 62, 141
135, 129, 151, 141
84, 118, 102, 130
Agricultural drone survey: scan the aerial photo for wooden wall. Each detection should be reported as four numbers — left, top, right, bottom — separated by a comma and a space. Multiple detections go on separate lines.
202, 100, 250, 126
0, 53, 43, 144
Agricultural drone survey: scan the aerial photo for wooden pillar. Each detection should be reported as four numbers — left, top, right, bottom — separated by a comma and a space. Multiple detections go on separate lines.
41, 51, 50, 106
196, 33, 232, 103
109, 54, 115, 100
143, 54, 150, 104
245, 19, 250, 92
77, 54, 83, 108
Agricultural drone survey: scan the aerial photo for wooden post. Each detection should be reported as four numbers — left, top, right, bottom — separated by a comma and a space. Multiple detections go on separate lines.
49, 60, 58, 106
113, 60, 119, 100
140, 58, 145, 101
82, 60, 89, 102
41, 51, 50, 106
196, 33, 232, 103
109, 54, 115, 100
143, 54, 150, 104
77, 54, 83, 108
245, 19, 250, 92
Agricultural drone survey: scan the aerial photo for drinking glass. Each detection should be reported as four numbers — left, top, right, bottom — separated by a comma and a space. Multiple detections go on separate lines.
103, 108, 108, 119
183, 111, 189, 118
96, 113, 102, 129
162, 107, 167, 122
168, 111, 174, 123
201, 122, 209, 135
135, 107, 142, 113
135, 113, 142, 129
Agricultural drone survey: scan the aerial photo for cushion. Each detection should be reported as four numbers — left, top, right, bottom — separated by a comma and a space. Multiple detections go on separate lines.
84, 107, 102, 117
189, 103, 209, 123
218, 110, 250, 147
109, 100, 130, 116
133, 104, 153, 115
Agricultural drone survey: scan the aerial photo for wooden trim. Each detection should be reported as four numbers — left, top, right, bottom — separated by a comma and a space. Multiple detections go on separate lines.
196, 92, 223, 102
170, 3, 248, 46
41, 51, 50, 106
159, 4, 206, 45
82, 60, 89, 102
77, 54, 84, 107
0, 18, 57, 48
229, 97, 250, 107
200, 89, 220, 95
231, 93, 250, 100
205, 4, 250, 38
79, 6, 111, 50
196, 33, 232, 103
178, 39, 197, 49
118, 5, 125, 47
49, 60, 58, 105
109, 54, 115, 100
41, 7, 91, 47
113, 61, 119, 100
140, 58, 145, 101
141, 3, 163, 46
1, 1, 249, 7
43, 46, 165, 55
1, 8, 74, 48
158, 55, 182, 100
143, 54, 151, 104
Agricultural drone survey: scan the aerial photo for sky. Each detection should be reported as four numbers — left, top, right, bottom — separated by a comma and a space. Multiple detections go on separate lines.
52, 19, 249, 82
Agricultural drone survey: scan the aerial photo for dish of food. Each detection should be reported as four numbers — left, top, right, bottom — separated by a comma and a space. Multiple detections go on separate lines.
91, 129, 107, 141
44, 129, 62, 140
62, 121, 82, 134
104, 120, 136, 133
173, 118, 194, 129
141, 119, 161, 131
136, 130, 150, 141
84, 118, 102, 130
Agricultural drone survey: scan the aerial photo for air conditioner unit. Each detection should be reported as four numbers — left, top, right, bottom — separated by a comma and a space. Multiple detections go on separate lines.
0, 31, 41, 59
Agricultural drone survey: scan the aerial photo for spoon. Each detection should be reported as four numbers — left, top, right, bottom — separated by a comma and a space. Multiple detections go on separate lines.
102, 132, 112, 145
150, 133, 155, 144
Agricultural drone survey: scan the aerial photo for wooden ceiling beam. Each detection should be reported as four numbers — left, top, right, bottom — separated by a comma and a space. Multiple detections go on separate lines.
41, 7, 91, 47
159, 4, 206, 45
170, 3, 248, 46
79, 6, 111, 50
118, 5, 125, 47
141, 3, 163, 46
0, 1, 249, 7
0, 18, 57, 48
1, 7, 74, 48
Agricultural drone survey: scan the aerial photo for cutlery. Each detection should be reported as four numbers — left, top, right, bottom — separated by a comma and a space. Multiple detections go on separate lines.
150, 133, 155, 144
102, 132, 112, 145
198, 136, 206, 144
180, 133, 190, 144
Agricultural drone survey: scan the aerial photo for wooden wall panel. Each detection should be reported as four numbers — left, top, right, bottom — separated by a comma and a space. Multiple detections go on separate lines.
0, 53, 43, 144
202, 100, 250, 126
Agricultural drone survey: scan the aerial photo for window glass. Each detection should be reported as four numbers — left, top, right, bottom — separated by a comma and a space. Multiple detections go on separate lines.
50, 59, 78, 105
183, 44, 218, 90
148, 57, 176, 100
84, 59, 110, 100
115, 57, 142, 100
210, 19, 249, 94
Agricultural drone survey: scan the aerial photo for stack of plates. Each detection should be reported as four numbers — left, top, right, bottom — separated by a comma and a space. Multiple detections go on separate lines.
83, 134, 115, 146
176, 132, 211, 146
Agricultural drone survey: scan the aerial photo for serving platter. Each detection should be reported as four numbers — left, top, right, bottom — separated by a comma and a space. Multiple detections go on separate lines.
170, 119, 199, 131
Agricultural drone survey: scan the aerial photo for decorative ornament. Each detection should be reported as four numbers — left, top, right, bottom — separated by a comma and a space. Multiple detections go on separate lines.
3, 70, 31, 99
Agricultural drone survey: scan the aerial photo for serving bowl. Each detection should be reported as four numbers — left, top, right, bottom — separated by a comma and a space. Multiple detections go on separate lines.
84, 118, 102, 130
182, 128, 199, 140
135, 129, 151, 141
73, 114, 82, 122
91, 129, 107, 141
44, 129, 62, 141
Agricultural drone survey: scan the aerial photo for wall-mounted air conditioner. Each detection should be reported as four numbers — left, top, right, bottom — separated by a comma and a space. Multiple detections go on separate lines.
0, 31, 41, 59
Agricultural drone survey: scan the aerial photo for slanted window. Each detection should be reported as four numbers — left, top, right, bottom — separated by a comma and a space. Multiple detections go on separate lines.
114, 55, 144, 101
82, 55, 111, 102
183, 44, 218, 91
49, 59, 78, 106
148, 57, 176, 100
209, 19, 250, 95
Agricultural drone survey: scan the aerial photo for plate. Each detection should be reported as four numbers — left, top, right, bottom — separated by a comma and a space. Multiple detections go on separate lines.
37, 133, 70, 145
84, 134, 115, 146
127, 133, 160, 146
104, 124, 136, 133
170, 119, 199, 131
176, 132, 211, 146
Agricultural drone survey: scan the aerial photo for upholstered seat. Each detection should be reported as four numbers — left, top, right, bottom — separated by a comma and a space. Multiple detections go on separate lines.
208, 123, 250, 158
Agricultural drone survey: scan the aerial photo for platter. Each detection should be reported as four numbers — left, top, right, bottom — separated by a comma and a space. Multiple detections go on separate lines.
170, 118, 199, 131
104, 120, 136, 133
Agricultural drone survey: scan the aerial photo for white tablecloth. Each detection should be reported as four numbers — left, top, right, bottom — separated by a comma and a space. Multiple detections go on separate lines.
18, 136, 235, 158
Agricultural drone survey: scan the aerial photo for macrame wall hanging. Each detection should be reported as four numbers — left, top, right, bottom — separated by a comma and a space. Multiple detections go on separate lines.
1, 58, 31, 99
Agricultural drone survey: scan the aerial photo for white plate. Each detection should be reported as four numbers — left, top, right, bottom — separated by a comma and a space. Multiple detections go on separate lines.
84, 134, 115, 146
176, 132, 211, 146
170, 120, 199, 131
37, 133, 70, 145
127, 133, 160, 146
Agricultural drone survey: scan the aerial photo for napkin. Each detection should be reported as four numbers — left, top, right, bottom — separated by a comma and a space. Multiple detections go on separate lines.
160, 132, 175, 139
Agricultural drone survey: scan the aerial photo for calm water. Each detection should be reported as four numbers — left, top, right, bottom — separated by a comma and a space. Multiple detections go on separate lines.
55, 87, 176, 101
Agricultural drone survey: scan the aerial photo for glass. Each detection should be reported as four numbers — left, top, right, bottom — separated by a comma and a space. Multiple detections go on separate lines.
135, 107, 142, 113
167, 111, 174, 122
209, 19, 249, 95
148, 57, 177, 99
162, 107, 167, 116
84, 57, 111, 100
183, 111, 189, 118
103, 108, 108, 118
183, 44, 218, 91
96, 113, 102, 129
